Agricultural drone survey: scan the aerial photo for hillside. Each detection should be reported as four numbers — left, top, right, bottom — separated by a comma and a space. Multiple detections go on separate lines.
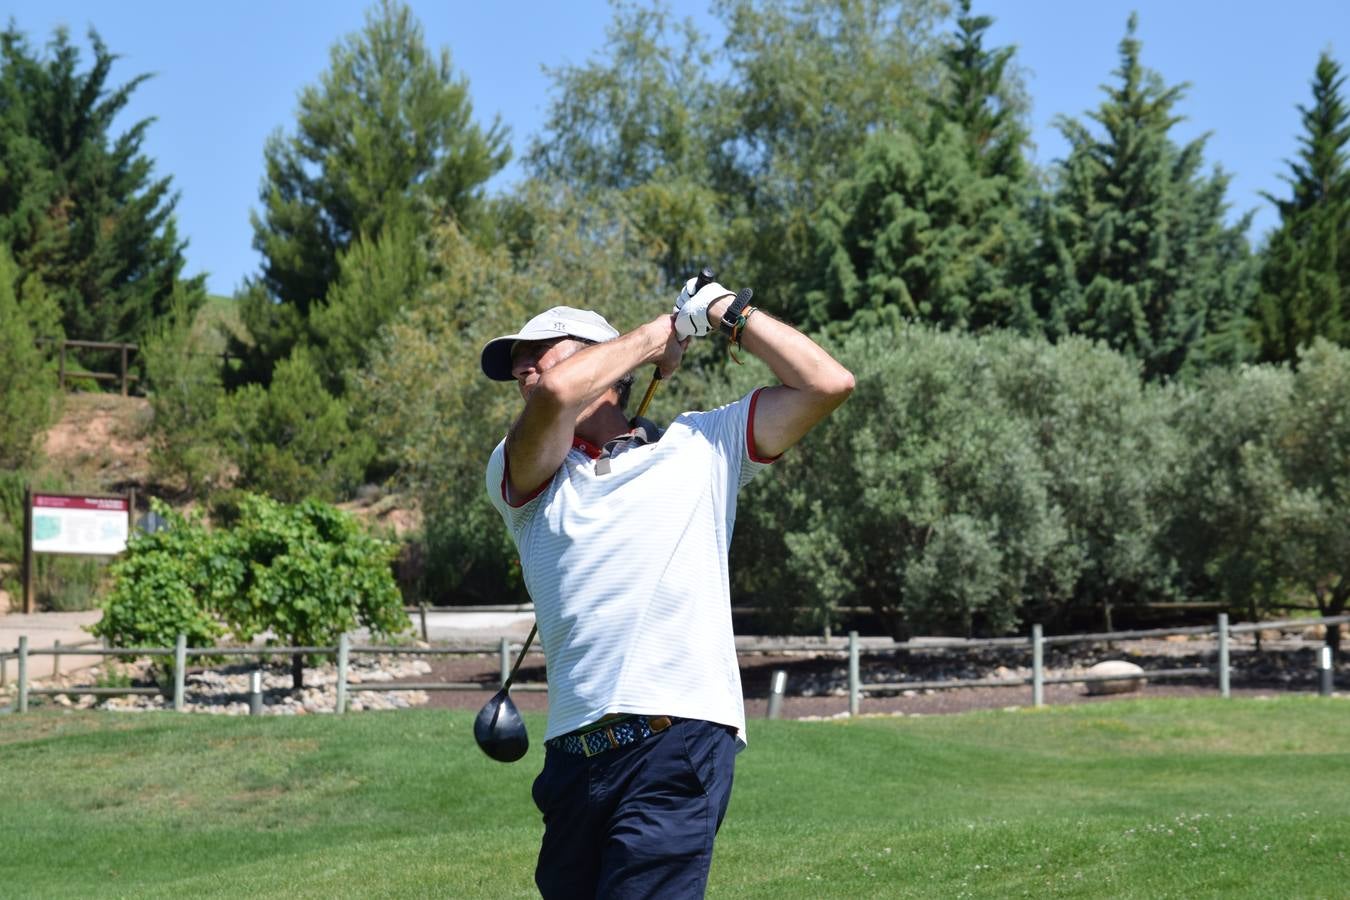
25, 388, 418, 551
38, 393, 155, 494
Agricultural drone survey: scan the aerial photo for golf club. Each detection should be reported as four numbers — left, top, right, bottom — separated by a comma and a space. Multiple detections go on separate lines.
633, 267, 716, 422
474, 622, 537, 762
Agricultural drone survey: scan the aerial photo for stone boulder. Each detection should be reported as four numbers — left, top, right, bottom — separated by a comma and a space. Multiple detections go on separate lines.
1084, 660, 1147, 696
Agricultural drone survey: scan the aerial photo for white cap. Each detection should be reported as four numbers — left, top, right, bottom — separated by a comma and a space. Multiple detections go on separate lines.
479, 306, 620, 381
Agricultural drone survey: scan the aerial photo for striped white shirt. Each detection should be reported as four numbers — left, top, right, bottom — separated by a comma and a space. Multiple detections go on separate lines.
485, 390, 773, 746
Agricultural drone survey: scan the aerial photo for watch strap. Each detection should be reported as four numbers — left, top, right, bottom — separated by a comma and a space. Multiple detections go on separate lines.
719, 288, 754, 338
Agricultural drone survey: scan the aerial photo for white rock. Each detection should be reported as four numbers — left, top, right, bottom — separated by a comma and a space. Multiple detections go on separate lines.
1084, 660, 1147, 695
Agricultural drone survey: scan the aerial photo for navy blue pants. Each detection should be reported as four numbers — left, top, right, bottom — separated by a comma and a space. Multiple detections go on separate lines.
531, 718, 738, 899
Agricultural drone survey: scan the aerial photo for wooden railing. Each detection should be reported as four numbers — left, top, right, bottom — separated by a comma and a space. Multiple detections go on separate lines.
3, 614, 1345, 717
36, 339, 140, 395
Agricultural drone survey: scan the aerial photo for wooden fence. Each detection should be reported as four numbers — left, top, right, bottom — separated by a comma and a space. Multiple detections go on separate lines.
2, 614, 1345, 717
35, 339, 141, 395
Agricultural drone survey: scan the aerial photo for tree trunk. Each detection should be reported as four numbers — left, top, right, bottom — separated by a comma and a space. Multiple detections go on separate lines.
291, 652, 304, 691
1327, 580, 1347, 657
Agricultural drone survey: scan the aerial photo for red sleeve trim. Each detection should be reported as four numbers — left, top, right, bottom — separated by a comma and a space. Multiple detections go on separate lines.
746, 387, 782, 464
502, 445, 551, 508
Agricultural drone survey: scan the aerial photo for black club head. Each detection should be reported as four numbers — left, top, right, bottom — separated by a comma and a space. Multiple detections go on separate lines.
474, 689, 529, 763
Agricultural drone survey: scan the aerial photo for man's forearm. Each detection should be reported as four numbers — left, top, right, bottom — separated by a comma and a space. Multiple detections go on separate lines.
704, 297, 854, 459
706, 298, 853, 398
533, 314, 674, 414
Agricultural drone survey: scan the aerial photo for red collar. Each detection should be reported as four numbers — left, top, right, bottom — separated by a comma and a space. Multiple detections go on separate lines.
571, 435, 604, 459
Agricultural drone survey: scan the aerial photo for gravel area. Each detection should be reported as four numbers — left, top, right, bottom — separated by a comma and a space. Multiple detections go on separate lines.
27, 654, 435, 715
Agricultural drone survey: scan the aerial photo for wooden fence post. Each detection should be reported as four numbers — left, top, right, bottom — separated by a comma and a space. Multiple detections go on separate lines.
1217, 613, 1230, 698
173, 634, 186, 711
847, 630, 860, 716
1032, 624, 1045, 708
18, 636, 28, 713
120, 343, 129, 396
335, 633, 349, 714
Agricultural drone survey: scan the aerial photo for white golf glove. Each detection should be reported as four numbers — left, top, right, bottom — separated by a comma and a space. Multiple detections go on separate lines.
673, 277, 734, 340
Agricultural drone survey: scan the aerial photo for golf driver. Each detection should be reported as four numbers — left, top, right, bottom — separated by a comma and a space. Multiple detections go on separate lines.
633, 267, 717, 422
474, 622, 537, 763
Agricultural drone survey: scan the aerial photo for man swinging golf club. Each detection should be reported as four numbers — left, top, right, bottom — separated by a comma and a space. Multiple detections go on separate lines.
481, 272, 853, 898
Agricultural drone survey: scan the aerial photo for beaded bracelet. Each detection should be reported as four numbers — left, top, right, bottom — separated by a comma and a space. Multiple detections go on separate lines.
728, 306, 757, 364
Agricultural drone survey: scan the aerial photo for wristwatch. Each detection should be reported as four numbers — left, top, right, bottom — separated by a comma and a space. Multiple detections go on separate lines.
718, 288, 754, 338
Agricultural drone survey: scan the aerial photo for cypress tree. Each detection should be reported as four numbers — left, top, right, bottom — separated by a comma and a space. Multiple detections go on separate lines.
0, 245, 54, 468
1030, 16, 1254, 380
929, 0, 1029, 183
0, 25, 204, 345
1254, 52, 1350, 363
804, 1, 1033, 333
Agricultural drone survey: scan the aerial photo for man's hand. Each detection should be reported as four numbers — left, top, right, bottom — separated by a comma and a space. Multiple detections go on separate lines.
657, 320, 691, 378
673, 277, 734, 340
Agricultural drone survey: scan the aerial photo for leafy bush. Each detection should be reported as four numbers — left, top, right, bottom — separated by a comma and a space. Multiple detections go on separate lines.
94, 496, 408, 685
216, 494, 408, 652
986, 332, 1185, 625
727, 326, 1074, 637
725, 325, 1199, 636
92, 503, 231, 653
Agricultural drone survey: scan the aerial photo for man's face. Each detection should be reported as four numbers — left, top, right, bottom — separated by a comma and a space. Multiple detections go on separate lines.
510, 337, 588, 400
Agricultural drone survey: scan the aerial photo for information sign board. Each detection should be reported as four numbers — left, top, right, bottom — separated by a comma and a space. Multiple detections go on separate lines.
30, 494, 130, 556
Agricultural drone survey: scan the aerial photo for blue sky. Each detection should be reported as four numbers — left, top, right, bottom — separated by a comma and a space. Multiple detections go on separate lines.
6, 1, 1347, 296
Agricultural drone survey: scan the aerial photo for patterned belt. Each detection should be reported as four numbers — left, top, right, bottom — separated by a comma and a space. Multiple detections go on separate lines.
545, 714, 677, 758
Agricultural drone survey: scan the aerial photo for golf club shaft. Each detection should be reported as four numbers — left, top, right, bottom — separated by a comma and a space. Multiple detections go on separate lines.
634, 268, 717, 422
634, 370, 662, 420
501, 622, 537, 692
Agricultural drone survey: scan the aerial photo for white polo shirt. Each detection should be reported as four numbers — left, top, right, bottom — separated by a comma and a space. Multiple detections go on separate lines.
485, 389, 774, 746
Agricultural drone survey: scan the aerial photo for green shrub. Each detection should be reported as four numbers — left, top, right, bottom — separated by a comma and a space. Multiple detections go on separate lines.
727, 326, 1073, 637
92, 503, 231, 654
94, 495, 408, 687
215, 494, 409, 653
39, 557, 108, 612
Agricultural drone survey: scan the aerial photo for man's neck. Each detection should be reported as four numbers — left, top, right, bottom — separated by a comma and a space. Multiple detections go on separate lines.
575, 402, 633, 448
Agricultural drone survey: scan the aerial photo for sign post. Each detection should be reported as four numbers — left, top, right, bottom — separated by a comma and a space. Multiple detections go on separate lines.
21, 490, 132, 613
23, 486, 34, 615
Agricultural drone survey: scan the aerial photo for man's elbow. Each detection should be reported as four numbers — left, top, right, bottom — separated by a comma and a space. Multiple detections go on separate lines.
817, 366, 855, 406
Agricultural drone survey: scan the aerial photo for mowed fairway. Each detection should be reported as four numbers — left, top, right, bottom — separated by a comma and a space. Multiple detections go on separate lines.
2, 698, 1347, 898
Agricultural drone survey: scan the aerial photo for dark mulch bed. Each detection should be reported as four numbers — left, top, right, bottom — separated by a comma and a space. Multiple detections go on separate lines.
397, 637, 1337, 719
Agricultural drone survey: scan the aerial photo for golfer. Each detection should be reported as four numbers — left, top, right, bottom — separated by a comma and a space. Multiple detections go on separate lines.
481, 276, 853, 898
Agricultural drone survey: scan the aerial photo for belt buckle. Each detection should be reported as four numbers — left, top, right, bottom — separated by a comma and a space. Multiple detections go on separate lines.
581, 725, 616, 758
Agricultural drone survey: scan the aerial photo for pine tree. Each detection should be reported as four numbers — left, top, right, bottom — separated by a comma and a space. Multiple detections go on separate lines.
1030, 16, 1254, 380
1254, 52, 1350, 363
237, 0, 509, 386
0, 25, 204, 345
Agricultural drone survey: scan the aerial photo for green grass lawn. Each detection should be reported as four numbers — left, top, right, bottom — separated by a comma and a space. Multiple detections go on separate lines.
2, 698, 1347, 898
